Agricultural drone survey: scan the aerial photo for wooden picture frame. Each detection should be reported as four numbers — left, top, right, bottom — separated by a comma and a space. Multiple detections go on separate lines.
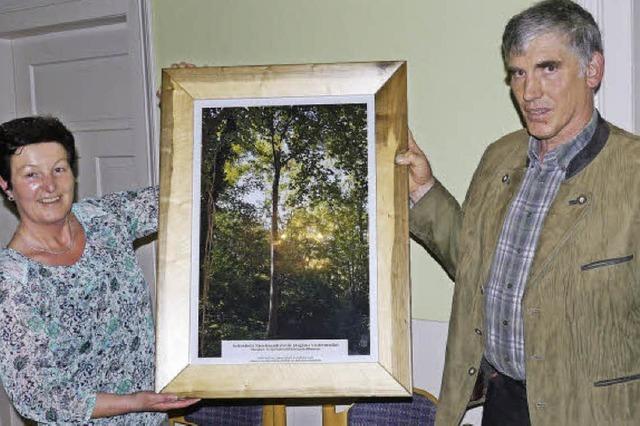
156, 61, 411, 398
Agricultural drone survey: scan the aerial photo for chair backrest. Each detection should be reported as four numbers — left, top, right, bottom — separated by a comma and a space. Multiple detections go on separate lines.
323, 388, 437, 426
175, 403, 286, 426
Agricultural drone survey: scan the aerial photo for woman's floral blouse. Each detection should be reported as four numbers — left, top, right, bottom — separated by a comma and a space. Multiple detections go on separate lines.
0, 187, 165, 425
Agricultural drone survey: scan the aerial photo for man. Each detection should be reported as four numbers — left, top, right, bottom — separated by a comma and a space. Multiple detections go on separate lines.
397, 1, 640, 425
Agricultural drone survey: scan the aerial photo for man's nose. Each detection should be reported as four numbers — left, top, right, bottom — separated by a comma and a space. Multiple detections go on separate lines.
523, 76, 542, 101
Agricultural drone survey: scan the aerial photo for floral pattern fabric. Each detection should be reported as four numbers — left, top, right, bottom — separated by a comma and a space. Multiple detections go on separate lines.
0, 187, 165, 425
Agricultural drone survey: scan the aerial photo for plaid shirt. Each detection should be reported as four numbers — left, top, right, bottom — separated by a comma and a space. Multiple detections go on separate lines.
484, 111, 598, 380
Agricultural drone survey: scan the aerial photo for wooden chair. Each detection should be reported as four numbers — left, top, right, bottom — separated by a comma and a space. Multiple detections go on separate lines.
322, 388, 437, 426
170, 403, 286, 426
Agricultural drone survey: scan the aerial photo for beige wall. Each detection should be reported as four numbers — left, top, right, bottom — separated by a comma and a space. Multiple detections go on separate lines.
151, 0, 535, 321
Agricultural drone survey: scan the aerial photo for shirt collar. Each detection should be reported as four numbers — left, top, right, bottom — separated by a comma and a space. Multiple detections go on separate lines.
527, 109, 599, 171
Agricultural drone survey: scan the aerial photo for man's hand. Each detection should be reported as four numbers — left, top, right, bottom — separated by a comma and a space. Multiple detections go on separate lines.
395, 130, 436, 203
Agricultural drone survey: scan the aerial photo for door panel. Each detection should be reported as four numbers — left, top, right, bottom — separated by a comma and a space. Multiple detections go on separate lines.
30, 53, 132, 126
0, 0, 76, 14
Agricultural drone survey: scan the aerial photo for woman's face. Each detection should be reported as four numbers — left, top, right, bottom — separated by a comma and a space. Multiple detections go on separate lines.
1, 142, 75, 227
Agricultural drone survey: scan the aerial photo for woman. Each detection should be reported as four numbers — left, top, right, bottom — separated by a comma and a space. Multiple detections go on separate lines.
0, 116, 198, 424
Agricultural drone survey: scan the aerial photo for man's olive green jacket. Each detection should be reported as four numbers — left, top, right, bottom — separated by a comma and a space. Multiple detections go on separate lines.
410, 119, 640, 425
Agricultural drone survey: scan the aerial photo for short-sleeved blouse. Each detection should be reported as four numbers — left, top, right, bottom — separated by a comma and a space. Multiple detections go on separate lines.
0, 187, 164, 425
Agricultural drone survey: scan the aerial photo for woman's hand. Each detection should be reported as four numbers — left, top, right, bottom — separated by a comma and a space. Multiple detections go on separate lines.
92, 391, 200, 419
131, 391, 200, 412
157, 62, 197, 107
169, 61, 197, 69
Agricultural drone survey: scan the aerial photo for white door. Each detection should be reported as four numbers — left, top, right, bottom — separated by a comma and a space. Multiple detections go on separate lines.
0, 1, 155, 424
11, 21, 156, 285
13, 23, 149, 197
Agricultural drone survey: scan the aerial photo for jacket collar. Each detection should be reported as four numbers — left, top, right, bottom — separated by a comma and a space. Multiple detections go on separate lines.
565, 114, 610, 179
523, 114, 610, 180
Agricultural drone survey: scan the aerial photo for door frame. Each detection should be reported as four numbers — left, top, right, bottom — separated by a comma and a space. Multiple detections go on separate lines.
578, 0, 638, 132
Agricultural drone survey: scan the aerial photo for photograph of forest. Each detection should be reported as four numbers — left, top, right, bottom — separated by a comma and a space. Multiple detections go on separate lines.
196, 101, 372, 359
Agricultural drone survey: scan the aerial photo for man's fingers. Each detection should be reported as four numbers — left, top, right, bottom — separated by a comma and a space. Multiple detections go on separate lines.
396, 150, 424, 166
395, 152, 410, 165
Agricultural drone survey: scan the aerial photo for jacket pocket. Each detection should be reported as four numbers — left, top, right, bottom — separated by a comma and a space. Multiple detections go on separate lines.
594, 373, 640, 387
581, 254, 634, 271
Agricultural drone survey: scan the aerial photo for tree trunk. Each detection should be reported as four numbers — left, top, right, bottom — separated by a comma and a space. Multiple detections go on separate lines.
199, 150, 218, 354
266, 149, 281, 337
198, 110, 232, 355
265, 111, 294, 338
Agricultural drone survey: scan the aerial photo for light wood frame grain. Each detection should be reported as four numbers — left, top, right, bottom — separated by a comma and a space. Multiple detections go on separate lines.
156, 61, 411, 398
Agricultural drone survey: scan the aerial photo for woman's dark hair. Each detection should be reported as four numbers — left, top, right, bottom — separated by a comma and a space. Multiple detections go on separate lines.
0, 116, 77, 190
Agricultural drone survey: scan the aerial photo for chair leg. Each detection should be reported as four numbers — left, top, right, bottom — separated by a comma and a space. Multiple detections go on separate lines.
168, 415, 198, 426
322, 404, 348, 426
263, 404, 287, 426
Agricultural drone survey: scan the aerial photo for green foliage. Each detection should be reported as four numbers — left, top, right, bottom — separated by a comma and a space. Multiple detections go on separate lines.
199, 206, 270, 357
198, 103, 371, 358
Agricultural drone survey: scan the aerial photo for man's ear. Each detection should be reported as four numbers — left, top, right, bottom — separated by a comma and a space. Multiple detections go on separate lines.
586, 51, 604, 89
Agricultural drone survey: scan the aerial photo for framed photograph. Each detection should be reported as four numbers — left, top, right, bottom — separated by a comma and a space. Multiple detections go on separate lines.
156, 62, 411, 398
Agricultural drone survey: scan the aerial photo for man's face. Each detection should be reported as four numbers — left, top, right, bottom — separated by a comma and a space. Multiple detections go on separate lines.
507, 32, 603, 149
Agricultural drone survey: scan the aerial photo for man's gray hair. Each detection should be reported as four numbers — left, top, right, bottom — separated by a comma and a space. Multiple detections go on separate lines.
502, 0, 602, 70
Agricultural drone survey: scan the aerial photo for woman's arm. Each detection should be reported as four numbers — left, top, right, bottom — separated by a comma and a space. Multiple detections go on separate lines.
92, 392, 199, 419
0, 263, 198, 423
89, 186, 159, 240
